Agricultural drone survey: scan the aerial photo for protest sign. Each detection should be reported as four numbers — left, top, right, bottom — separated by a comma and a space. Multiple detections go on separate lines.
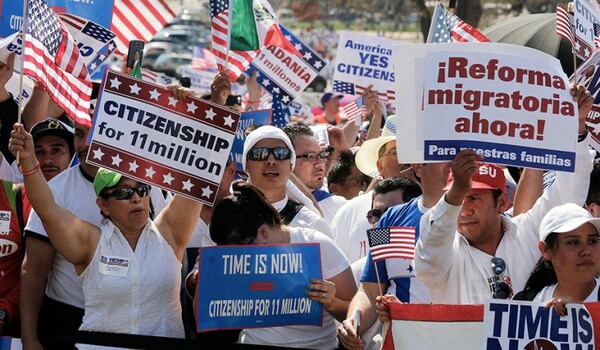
0, 337, 10, 350
384, 302, 600, 350
87, 70, 239, 205
178, 66, 216, 95
332, 31, 396, 102
231, 109, 272, 174
196, 244, 323, 332
309, 124, 329, 146
0, 0, 114, 38
573, 50, 600, 151
245, 25, 326, 106
394, 42, 578, 172
573, 0, 600, 59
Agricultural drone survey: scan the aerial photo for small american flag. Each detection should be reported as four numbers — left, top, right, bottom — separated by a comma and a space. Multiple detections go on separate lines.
210, 0, 258, 81
141, 68, 173, 86
593, 22, 600, 49
23, 0, 92, 126
367, 226, 415, 262
192, 46, 217, 71
333, 81, 395, 102
110, 0, 175, 53
557, 4, 575, 46
341, 96, 366, 122
271, 94, 290, 128
58, 13, 116, 44
427, 2, 490, 43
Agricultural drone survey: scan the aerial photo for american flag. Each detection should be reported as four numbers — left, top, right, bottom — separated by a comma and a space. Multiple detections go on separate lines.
192, 46, 217, 71
58, 13, 115, 44
271, 94, 290, 127
557, 4, 575, 47
333, 80, 395, 102
341, 96, 366, 123
367, 226, 415, 262
594, 23, 600, 49
23, 0, 92, 126
427, 2, 490, 43
141, 68, 173, 86
87, 40, 117, 75
210, 0, 258, 82
110, 0, 175, 53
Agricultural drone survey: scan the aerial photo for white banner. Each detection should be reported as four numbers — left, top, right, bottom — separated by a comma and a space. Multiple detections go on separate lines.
573, 0, 600, 59
332, 31, 397, 101
393, 42, 577, 172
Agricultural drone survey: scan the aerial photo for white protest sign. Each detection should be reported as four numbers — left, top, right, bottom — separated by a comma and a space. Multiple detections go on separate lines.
483, 299, 595, 350
575, 50, 600, 150
179, 66, 217, 95
332, 31, 397, 102
87, 71, 239, 205
58, 14, 116, 66
394, 42, 578, 172
573, 0, 600, 59
309, 124, 329, 146
0, 32, 23, 72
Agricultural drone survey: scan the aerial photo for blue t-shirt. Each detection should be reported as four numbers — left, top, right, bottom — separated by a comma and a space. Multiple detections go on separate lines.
360, 196, 427, 303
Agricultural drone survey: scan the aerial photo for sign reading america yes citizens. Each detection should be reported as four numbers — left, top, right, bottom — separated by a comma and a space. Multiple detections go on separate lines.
332, 31, 397, 101
245, 25, 326, 105
394, 43, 578, 172
197, 244, 323, 332
87, 70, 239, 206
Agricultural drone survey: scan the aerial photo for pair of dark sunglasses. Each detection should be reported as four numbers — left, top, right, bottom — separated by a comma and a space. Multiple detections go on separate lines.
102, 184, 151, 200
491, 257, 511, 299
296, 150, 331, 162
366, 207, 388, 226
247, 147, 291, 161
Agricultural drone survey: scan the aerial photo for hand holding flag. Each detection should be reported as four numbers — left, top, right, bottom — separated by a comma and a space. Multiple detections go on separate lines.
427, 2, 490, 43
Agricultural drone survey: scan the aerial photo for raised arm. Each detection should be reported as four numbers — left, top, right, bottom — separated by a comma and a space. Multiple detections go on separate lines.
8, 124, 99, 272
154, 195, 203, 261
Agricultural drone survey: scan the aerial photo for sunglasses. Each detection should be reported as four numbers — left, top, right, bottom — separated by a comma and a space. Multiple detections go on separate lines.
491, 257, 511, 299
102, 184, 151, 200
366, 207, 388, 226
296, 150, 331, 162
247, 147, 292, 161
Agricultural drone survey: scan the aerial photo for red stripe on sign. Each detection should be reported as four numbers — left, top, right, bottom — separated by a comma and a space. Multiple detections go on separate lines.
250, 282, 274, 291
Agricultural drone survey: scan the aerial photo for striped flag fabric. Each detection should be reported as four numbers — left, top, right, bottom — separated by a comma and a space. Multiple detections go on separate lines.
23, 0, 92, 126
110, 0, 175, 53
341, 95, 366, 123
593, 22, 600, 50
557, 4, 575, 46
332, 81, 395, 102
141, 68, 173, 86
427, 2, 490, 43
192, 46, 217, 71
367, 226, 415, 261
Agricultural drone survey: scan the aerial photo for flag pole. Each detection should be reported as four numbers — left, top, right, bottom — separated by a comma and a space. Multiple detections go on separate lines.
16, 0, 30, 164
448, 0, 457, 13
567, 2, 578, 82
372, 262, 385, 297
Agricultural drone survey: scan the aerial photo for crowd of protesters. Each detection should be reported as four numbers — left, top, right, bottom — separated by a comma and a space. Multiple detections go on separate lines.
1, 34, 600, 350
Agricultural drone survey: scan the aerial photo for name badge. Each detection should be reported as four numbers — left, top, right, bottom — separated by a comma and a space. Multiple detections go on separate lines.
99, 255, 130, 277
0, 210, 11, 234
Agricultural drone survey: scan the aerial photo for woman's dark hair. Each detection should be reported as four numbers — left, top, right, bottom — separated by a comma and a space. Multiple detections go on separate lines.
210, 180, 282, 245
513, 233, 559, 301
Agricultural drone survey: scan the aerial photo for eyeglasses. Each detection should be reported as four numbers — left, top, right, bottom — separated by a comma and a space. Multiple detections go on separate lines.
381, 149, 397, 158
296, 150, 331, 162
366, 207, 388, 225
247, 147, 292, 161
491, 257, 511, 299
102, 184, 151, 200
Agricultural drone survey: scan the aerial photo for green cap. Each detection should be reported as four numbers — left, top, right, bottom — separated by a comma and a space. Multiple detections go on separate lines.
93, 168, 122, 197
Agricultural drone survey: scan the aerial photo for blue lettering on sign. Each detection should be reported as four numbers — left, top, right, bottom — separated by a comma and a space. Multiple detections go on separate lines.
76, 42, 93, 57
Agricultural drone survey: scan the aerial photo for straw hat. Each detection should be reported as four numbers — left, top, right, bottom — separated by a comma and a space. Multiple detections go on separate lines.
355, 115, 397, 178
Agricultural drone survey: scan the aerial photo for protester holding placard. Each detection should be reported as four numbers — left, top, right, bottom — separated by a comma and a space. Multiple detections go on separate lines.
514, 203, 600, 311
206, 181, 356, 349
9, 124, 203, 345
415, 84, 595, 305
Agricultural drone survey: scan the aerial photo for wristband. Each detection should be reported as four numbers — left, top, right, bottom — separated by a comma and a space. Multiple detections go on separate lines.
247, 100, 260, 104
19, 162, 40, 176
34, 82, 47, 91
578, 127, 589, 142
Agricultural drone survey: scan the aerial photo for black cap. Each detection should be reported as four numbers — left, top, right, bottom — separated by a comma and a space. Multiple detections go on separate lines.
30, 117, 75, 151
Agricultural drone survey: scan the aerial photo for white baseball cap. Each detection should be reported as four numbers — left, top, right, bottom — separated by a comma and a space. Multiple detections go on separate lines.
539, 203, 600, 242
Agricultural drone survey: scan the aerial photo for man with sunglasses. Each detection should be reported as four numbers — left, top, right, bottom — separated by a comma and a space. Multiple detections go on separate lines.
282, 124, 347, 223
242, 125, 333, 238
415, 84, 594, 304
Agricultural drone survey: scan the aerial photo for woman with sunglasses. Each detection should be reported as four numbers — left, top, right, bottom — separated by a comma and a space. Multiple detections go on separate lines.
199, 181, 356, 349
514, 203, 600, 315
9, 124, 203, 346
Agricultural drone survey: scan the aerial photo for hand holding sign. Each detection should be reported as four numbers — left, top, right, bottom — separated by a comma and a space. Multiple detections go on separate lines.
306, 278, 336, 309
0, 52, 15, 101
375, 294, 399, 323
445, 149, 483, 206
571, 82, 594, 133
211, 70, 232, 105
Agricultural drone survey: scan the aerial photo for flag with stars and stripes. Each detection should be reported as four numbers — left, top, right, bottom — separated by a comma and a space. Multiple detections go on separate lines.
210, 0, 298, 82
110, 0, 175, 53
367, 226, 415, 262
87, 40, 117, 75
141, 68, 173, 86
245, 24, 324, 106
556, 4, 575, 47
341, 96, 366, 123
192, 46, 217, 71
426, 2, 490, 43
271, 94, 290, 127
594, 23, 600, 50
23, 0, 92, 126
333, 80, 395, 102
